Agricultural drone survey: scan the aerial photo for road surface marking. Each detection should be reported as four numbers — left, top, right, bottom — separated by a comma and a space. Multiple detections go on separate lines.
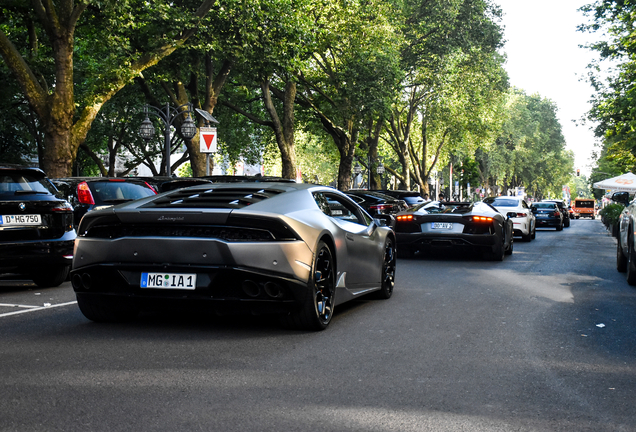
0, 301, 77, 318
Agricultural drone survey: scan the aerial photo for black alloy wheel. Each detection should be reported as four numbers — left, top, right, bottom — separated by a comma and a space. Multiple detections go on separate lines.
284, 241, 336, 330
373, 238, 396, 299
488, 232, 505, 261
617, 239, 627, 272
505, 236, 514, 255
556, 221, 563, 231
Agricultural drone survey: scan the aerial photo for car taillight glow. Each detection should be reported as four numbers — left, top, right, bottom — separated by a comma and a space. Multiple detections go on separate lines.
77, 182, 95, 205
370, 204, 390, 211
473, 216, 493, 222
516, 212, 526, 218
397, 214, 413, 222
51, 202, 73, 212
554, 211, 560, 217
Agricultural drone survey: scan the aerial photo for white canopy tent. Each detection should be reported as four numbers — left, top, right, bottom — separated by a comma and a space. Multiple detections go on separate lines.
593, 172, 636, 193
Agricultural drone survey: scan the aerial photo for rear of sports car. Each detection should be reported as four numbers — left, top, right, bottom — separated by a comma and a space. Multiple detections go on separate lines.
71, 185, 316, 321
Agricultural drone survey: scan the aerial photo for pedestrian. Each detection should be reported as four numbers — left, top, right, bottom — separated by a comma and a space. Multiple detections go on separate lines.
423, 193, 429, 200
438, 193, 445, 202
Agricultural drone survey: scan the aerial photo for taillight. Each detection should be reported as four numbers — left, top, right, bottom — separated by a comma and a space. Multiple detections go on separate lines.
516, 212, 526, 218
553, 211, 560, 217
472, 216, 493, 222
370, 204, 390, 211
51, 202, 73, 212
77, 182, 95, 205
397, 214, 413, 222
144, 182, 158, 194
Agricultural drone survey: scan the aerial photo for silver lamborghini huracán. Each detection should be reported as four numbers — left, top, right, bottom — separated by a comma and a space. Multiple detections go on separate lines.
71, 182, 397, 330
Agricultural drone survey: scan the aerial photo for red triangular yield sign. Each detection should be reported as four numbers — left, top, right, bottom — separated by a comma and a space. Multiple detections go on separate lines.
203, 133, 215, 150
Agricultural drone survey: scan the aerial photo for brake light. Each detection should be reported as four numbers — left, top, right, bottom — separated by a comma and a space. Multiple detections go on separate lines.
370, 204, 390, 211
144, 182, 158, 194
473, 216, 493, 222
77, 182, 95, 205
553, 211, 560, 217
516, 213, 526, 218
51, 202, 73, 212
397, 214, 413, 222
108, 178, 126, 182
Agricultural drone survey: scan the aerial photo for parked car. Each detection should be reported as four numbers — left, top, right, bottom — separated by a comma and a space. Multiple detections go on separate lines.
71, 182, 396, 330
345, 191, 407, 216
371, 190, 428, 207
615, 191, 636, 284
541, 199, 570, 227
483, 196, 536, 241
132, 176, 213, 193
0, 165, 75, 287
51, 177, 157, 227
394, 200, 514, 260
531, 202, 563, 230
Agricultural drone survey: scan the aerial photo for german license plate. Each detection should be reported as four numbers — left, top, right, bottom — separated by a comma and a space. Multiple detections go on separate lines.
432, 222, 453, 229
0, 214, 41, 226
141, 272, 197, 289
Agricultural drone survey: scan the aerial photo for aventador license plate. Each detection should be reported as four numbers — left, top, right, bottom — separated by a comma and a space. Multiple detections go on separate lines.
431, 222, 453, 230
141, 272, 197, 290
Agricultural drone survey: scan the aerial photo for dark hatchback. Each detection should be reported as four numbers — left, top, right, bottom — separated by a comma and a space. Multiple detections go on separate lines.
0, 165, 75, 287
371, 190, 427, 207
52, 177, 157, 227
532, 202, 563, 230
345, 191, 407, 216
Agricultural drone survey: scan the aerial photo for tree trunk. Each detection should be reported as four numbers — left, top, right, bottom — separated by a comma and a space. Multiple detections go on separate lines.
262, 79, 297, 179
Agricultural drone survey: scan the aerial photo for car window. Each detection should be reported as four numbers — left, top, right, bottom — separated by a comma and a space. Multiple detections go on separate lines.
316, 192, 370, 227
91, 182, 155, 203
487, 198, 519, 207
0, 173, 55, 196
532, 203, 556, 209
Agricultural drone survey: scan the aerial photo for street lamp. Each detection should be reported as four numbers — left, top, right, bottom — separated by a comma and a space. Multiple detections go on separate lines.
139, 103, 197, 176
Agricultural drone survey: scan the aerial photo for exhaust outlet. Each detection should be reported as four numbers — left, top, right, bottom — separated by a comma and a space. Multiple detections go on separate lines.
81, 273, 92, 289
241, 280, 261, 297
263, 281, 284, 298
72, 274, 82, 289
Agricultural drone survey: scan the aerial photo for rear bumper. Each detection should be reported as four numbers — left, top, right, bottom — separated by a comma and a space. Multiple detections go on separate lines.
535, 218, 560, 227
71, 263, 309, 314
0, 232, 75, 270
396, 232, 497, 251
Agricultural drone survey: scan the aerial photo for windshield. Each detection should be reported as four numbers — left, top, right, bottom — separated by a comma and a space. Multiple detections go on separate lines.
0, 172, 56, 196
575, 200, 595, 208
532, 203, 556, 209
92, 181, 155, 203
411, 201, 473, 214
484, 197, 519, 207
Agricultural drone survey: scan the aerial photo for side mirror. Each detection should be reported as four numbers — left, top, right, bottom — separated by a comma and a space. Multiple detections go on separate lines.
531, 207, 537, 213
374, 214, 394, 227
612, 191, 630, 206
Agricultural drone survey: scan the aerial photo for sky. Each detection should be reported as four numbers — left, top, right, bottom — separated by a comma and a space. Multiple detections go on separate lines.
495, 0, 605, 176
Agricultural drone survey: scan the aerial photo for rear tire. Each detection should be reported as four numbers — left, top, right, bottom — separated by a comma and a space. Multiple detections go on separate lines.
76, 294, 139, 322
31, 265, 70, 288
556, 222, 563, 231
505, 237, 513, 255
372, 238, 396, 299
617, 239, 627, 272
283, 241, 336, 330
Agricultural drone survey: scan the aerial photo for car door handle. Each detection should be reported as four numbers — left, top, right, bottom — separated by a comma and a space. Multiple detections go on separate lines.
346, 234, 354, 241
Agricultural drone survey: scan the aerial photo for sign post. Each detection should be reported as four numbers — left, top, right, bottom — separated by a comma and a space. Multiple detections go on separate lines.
199, 127, 217, 176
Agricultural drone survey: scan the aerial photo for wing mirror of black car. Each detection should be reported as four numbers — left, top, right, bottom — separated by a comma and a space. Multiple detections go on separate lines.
531, 207, 537, 213
611, 191, 630, 206
374, 214, 394, 227
506, 212, 517, 219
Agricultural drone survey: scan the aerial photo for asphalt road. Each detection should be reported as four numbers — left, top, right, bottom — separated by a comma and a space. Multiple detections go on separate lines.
0, 219, 635, 432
